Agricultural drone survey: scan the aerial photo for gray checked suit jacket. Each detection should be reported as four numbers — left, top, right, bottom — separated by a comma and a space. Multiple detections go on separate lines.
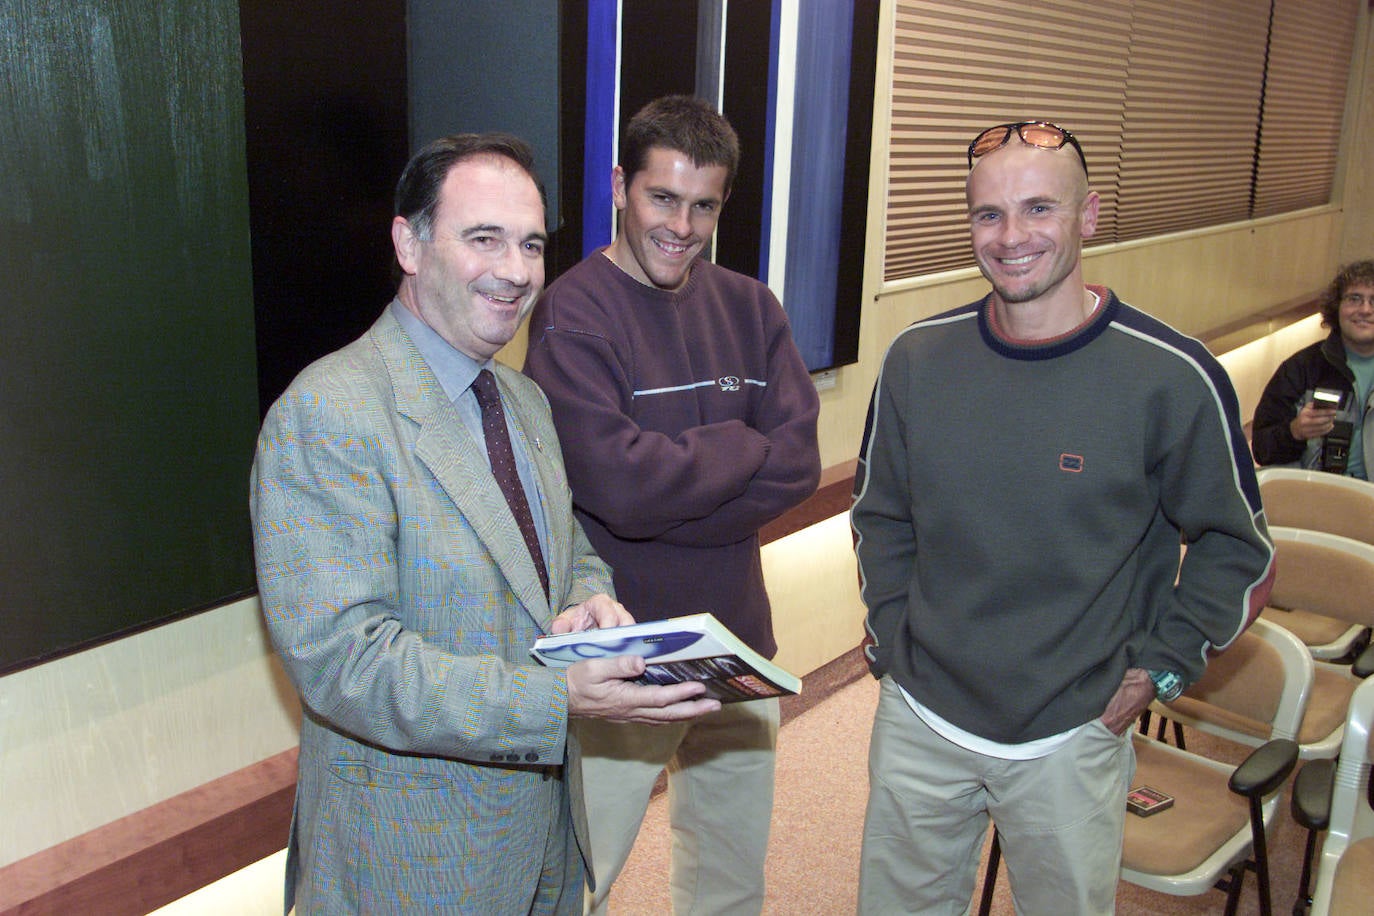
251, 307, 612, 914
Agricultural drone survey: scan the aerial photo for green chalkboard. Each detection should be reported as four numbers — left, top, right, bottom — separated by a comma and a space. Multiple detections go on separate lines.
0, 0, 259, 671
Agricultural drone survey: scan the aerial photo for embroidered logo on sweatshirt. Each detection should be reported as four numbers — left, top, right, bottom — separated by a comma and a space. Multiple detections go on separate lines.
718, 376, 741, 392
1059, 453, 1084, 473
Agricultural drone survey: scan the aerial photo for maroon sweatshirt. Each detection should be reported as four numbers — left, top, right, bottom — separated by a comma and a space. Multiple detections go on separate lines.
524, 251, 821, 656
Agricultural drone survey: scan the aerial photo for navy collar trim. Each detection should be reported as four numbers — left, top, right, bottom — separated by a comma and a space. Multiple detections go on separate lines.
978, 286, 1118, 361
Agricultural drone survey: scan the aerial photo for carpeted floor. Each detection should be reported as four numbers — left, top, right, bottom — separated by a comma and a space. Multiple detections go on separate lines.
606, 650, 1317, 915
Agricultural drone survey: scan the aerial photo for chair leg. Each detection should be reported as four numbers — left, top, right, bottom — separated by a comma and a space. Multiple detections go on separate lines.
1149, 714, 1187, 748
977, 830, 1001, 916
1250, 796, 1274, 916
1293, 826, 1319, 915
1222, 861, 1247, 916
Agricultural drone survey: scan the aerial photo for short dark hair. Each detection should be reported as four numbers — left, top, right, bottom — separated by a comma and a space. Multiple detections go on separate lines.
1319, 259, 1374, 328
619, 95, 740, 194
394, 132, 545, 242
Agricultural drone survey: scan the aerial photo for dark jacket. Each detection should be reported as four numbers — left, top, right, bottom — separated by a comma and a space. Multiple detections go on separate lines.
1251, 330, 1372, 474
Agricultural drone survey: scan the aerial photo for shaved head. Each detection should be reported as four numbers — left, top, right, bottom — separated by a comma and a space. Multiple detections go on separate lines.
965, 142, 1100, 332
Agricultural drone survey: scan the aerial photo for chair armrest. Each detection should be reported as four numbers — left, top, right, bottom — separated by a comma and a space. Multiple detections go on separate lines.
1353, 640, 1374, 679
1228, 738, 1298, 798
1290, 758, 1336, 830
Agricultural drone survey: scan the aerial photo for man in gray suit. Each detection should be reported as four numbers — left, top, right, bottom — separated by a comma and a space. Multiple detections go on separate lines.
250, 133, 720, 915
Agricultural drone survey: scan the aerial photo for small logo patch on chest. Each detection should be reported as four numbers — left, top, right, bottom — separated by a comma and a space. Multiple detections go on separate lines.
717, 376, 741, 392
1059, 453, 1084, 473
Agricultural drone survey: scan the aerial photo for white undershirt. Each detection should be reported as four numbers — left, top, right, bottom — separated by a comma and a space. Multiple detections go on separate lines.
901, 685, 1086, 760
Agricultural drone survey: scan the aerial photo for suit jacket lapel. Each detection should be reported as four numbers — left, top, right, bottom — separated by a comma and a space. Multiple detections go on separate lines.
371, 310, 553, 624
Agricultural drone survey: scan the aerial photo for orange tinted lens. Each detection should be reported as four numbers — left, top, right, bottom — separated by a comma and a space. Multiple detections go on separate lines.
1017, 124, 1067, 150
970, 127, 1012, 157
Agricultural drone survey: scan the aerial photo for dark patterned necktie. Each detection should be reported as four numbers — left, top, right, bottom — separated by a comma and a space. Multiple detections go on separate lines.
471, 369, 549, 597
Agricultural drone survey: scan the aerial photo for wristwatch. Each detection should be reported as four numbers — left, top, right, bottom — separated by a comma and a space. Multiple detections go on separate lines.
1147, 668, 1185, 703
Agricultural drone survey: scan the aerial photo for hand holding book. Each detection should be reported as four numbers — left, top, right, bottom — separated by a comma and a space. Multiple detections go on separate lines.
533, 613, 802, 704
548, 597, 723, 723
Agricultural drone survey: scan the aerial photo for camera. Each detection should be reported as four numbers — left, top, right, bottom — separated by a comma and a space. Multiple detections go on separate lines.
1312, 387, 1346, 411
1322, 420, 1353, 474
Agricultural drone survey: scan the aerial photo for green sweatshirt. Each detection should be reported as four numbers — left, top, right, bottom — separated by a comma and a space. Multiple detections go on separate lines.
851, 288, 1275, 743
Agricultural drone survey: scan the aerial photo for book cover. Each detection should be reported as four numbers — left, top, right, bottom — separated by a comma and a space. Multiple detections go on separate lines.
531, 613, 802, 703
1126, 785, 1174, 817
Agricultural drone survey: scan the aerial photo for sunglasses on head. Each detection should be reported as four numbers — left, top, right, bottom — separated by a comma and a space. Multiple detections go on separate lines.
967, 121, 1088, 178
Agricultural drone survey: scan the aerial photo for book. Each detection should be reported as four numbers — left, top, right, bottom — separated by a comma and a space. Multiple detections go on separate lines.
1126, 785, 1174, 817
531, 612, 802, 703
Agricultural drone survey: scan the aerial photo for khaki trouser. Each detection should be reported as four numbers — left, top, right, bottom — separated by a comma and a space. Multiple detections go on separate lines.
577, 698, 780, 916
859, 677, 1135, 916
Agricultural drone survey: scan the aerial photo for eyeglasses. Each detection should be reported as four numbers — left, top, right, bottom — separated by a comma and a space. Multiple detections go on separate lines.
1340, 292, 1374, 308
967, 121, 1088, 178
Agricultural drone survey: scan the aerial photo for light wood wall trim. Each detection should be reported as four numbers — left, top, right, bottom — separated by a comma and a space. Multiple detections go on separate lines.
0, 748, 297, 916
0, 640, 875, 916
1199, 290, 1323, 355
761, 458, 859, 545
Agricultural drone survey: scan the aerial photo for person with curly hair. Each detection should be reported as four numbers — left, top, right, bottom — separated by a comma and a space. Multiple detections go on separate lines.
1252, 259, 1374, 478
